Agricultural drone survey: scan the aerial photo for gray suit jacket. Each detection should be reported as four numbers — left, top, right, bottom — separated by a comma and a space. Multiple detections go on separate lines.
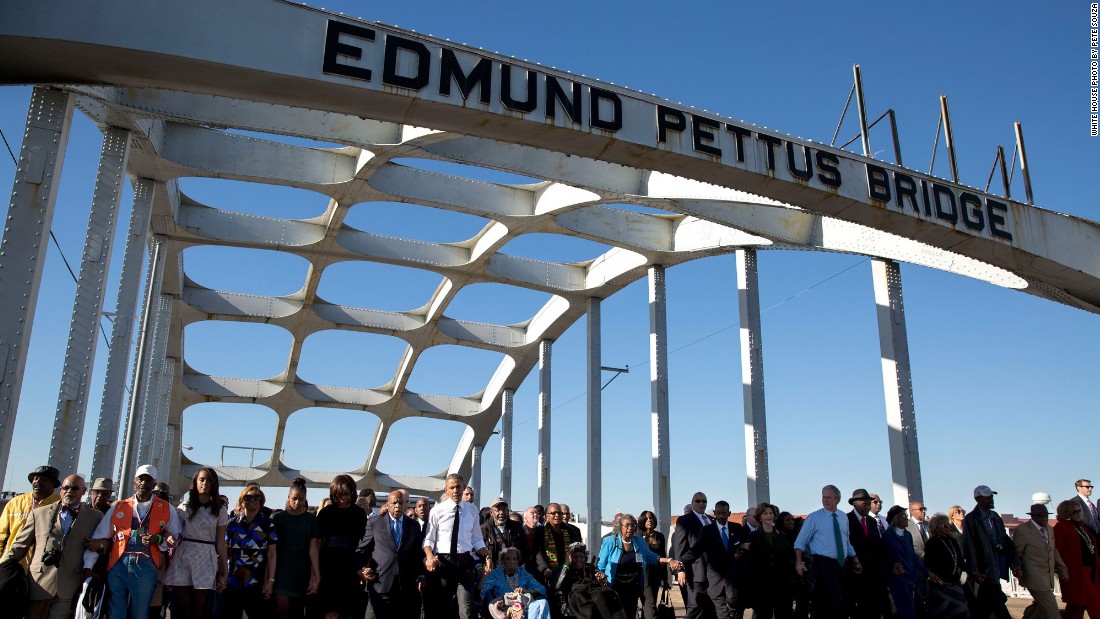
4, 502, 102, 601
1012, 520, 1067, 590
907, 519, 928, 559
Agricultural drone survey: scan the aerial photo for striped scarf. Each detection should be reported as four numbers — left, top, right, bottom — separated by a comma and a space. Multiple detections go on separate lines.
543, 524, 573, 568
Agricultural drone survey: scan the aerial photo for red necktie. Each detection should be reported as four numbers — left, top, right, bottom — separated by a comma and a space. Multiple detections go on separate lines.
862, 515, 868, 536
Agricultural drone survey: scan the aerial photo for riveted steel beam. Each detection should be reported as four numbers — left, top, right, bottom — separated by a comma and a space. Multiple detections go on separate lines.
91, 178, 155, 481
737, 249, 770, 505
648, 266, 672, 535
50, 126, 131, 474
0, 87, 73, 491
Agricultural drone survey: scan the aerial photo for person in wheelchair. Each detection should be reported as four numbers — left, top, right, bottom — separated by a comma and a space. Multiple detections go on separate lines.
482, 546, 550, 619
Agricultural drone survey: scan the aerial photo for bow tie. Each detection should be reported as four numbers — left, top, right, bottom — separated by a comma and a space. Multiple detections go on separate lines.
62, 505, 80, 516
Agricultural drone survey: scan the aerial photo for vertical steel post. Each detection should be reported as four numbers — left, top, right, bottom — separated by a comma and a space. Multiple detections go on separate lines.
91, 179, 155, 480
150, 357, 175, 470
888, 110, 904, 166
135, 293, 172, 467
873, 259, 924, 505
0, 88, 74, 491
500, 388, 514, 505
1014, 122, 1034, 204
470, 443, 483, 504
118, 236, 165, 486
737, 250, 770, 505
537, 339, 552, 507
49, 126, 131, 473
586, 298, 602, 545
854, 70, 924, 505
940, 95, 960, 183
648, 266, 672, 535
997, 146, 1012, 200
853, 65, 872, 158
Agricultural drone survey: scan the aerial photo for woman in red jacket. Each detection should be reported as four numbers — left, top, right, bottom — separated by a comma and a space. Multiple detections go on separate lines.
1054, 499, 1100, 619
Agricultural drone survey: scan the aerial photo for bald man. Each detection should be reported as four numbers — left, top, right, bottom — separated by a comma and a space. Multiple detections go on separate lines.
5, 474, 102, 619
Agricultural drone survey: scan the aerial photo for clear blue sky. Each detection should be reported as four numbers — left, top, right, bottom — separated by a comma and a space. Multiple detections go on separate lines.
1, 1, 1098, 521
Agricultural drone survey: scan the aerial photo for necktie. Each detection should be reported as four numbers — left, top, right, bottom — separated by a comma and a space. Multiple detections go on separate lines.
392, 517, 402, 547
832, 512, 845, 562
720, 525, 729, 550
450, 504, 460, 555
699, 513, 709, 527
861, 515, 869, 537
1040, 526, 1049, 545
876, 516, 885, 534
1089, 500, 1098, 525
919, 521, 928, 543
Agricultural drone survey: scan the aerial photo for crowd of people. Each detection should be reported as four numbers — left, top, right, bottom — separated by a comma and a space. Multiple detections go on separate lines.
0, 464, 1098, 619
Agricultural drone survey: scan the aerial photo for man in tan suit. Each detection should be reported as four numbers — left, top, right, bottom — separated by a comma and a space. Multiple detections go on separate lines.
1012, 503, 1068, 619
4, 474, 103, 619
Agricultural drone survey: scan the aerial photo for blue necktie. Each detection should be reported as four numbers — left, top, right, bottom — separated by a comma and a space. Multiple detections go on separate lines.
720, 525, 729, 550
392, 517, 402, 547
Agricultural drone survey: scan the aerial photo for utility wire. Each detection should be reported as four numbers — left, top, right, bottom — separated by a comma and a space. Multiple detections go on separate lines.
0, 125, 112, 350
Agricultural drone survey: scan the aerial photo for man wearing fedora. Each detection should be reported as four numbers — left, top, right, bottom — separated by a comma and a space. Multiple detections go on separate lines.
84, 464, 181, 619
844, 489, 883, 619
1012, 503, 1067, 619
5, 474, 102, 619
962, 484, 1022, 619
0, 465, 62, 569
88, 478, 114, 514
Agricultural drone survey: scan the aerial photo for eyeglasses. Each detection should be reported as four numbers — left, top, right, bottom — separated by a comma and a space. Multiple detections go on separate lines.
1081, 486, 1094, 490
60, 485, 83, 491
244, 494, 262, 501
547, 510, 562, 515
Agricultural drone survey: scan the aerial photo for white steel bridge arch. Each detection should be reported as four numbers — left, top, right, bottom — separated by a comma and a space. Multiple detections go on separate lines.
0, 0, 1096, 537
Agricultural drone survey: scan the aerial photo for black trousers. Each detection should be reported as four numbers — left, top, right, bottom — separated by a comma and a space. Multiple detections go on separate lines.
809, 556, 844, 619
424, 554, 477, 619
224, 584, 272, 619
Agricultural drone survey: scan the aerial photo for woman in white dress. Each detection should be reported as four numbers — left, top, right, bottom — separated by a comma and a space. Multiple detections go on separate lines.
164, 467, 229, 618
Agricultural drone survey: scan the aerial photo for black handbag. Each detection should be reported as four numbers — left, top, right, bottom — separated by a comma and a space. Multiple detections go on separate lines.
655, 584, 676, 619
0, 557, 28, 617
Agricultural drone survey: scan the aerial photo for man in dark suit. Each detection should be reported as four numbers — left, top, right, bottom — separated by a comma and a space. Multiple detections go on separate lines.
358, 490, 426, 619
1072, 479, 1099, 533
963, 485, 1022, 619
843, 489, 884, 619
682, 500, 746, 619
481, 496, 526, 571
521, 506, 546, 583
673, 492, 715, 619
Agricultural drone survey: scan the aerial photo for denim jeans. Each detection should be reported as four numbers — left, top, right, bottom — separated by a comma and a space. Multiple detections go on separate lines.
108, 553, 160, 619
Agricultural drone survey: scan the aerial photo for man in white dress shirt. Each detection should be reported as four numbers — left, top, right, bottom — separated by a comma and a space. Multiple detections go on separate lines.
422, 474, 488, 619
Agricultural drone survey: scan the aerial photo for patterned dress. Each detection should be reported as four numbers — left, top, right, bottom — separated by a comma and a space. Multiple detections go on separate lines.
164, 501, 229, 589
226, 508, 279, 589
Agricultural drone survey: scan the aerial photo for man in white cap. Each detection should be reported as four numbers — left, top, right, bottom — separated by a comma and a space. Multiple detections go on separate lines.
962, 484, 1021, 619
84, 464, 181, 619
